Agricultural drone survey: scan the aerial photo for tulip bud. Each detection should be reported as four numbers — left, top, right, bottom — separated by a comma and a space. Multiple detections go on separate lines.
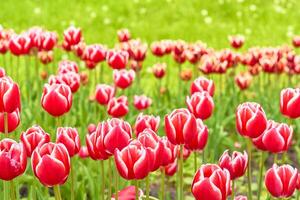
113, 69, 135, 89
78, 146, 89, 159
107, 96, 129, 118
280, 88, 300, 119
9, 34, 32, 55
219, 150, 248, 180
95, 84, 115, 105
106, 50, 129, 69
82, 44, 106, 65
32, 142, 70, 186
163, 159, 177, 176
87, 123, 96, 134
151, 42, 166, 57
134, 113, 160, 136
117, 29, 131, 43
265, 164, 298, 198
0, 139, 27, 181
0, 76, 21, 113
186, 91, 214, 120
235, 72, 252, 90
41, 83, 73, 117
58, 60, 79, 74
112, 186, 144, 200
20, 125, 50, 157
63, 26, 82, 47
229, 35, 245, 49
134, 95, 152, 111
190, 77, 215, 96
184, 119, 208, 151
0, 109, 20, 133
56, 127, 81, 157
236, 102, 267, 138
152, 63, 166, 79
292, 36, 300, 48
159, 136, 177, 167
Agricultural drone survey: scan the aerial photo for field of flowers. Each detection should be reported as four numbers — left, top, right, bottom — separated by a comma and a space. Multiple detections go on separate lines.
1, 0, 300, 200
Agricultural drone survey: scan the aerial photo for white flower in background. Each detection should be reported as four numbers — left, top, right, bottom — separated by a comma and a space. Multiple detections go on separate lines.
204, 17, 212, 24
249, 4, 257, 11
34, 7, 41, 15
201, 9, 208, 16
103, 18, 111, 25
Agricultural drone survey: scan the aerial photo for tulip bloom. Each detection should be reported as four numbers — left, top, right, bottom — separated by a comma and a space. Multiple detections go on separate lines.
152, 63, 166, 79
63, 26, 81, 48
107, 96, 129, 118
0, 76, 21, 113
292, 36, 300, 48
95, 84, 115, 105
133, 95, 152, 111
114, 141, 152, 180
32, 142, 70, 186
117, 29, 131, 42
192, 164, 231, 200
165, 108, 198, 145
186, 91, 214, 120
229, 35, 245, 49
113, 69, 135, 89
219, 150, 248, 180
87, 123, 96, 134
160, 136, 177, 167
106, 50, 129, 69
56, 127, 81, 157
296, 172, 300, 190
190, 77, 215, 96
112, 186, 144, 200
280, 88, 300, 118
41, 83, 73, 117
235, 73, 252, 90
20, 125, 50, 157
0, 139, 27, 180
49, 72, 80, 93
163, 159, 178, 176
236, 102, 267, 138
134, 113, 160, 136
58, 60, 79, 74
265, 164, 298, 198
184, 119, 208, 151
78, 146, 89, 159
9, 34, 32, 55
0, 109, 20, 133
82, 44, 107, 66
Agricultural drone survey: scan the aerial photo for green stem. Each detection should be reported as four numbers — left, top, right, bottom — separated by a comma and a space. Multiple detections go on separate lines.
179, 144, 184, 200
161, 170, 165, 200
274, 154, 278, 164
202, 149, 205, 164
4, 112, 8, 138
297, 190, 299, 200
146, 175, 150, 200
247, 140, 253, 200
115, 163, 119, 200
10, 180, 16, 200
135, 180, 139, 200
71, 160, 75, 200
257, 151, 265, 200
53, 185, 62, 200
3, 181, 9, 200
231, 180, 234, 200
194, 152, 197, 172
100, 160, 105, 200
108, 158, 112, 199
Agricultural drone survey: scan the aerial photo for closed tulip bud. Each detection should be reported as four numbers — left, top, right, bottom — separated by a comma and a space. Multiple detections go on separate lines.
186, 91, 214, 120
134, 95, 152, 111
219, 150, 248, 180
0, 67, 6, 77
41, 83, 73, 117
107, 96, 129, 118
56, 127, 81, 157
113, 69, 135, 89
192, 164, 231, 200
35, 32, 57, 51
229, 35, 245, 49
78, 146, 89, 159
235, 72, 252, 90
106, 50, 129, 69
58, 60, 79, 74
131, 43, 147, 62
184, 119, 208, 151
134, 113, 160, 136
280, 88, 300, 118
265, 164, 298, 198
0, 109, 20, 133
235, 195, 247, 200
112, 185, 143, 200
114, 141, 152, 180
73, 41, 86, 58
292, 36, 300, 48
0, 40, 8, 54
151, 42, 166, 57
49, 72, 80, 93
82, 44, 106, 64
236, 102, 267, 138
38, 51, 53, 65
9, 34, 32, 55
63, 26, 82, 47
117, 29, 131, 43
152, 63, 166, 79
180, 69, 193, 81
165, 108, 198, 145
32, 142, 70, 186
20, 125, 50, 157
0, 139, 27, 181
163, 158, 177, 176
296, 173, 300, 190
258, 120, 293, 153
95, 84, 115, 105
160, 136, 177, 166
0, 76, 21, 113
176, 145, 191, 160
80, 72, 88, 85
87, 123, 96, 134
191, 77, 215, 96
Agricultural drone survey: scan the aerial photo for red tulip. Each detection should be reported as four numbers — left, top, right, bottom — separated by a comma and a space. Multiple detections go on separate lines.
38, 51, 53, 65
280, 88, 300, 118
63, 26, 81, 49
165, 108, 198, 145
0, 40, 8, 54
32, 142, 70, 186
235, 72, 252, 90
184, 119, 208, 151
219, 150, 248, 180
117, 29, 131, 43
265, 164, 298, 198
163, 158, 177, 176
20, 125, 50, 157
41, 83, 73, 117
235, 195, 247, 200
0, 139, 27, 181
236, 102, 267, 138
106, 50, 129, 69
35, 31, 57, 51
49, 72, 80, 93
133, 95, 152, 111
160, 136, 177, 166
0, 76, 21, 113
82, 44, 106, 66
0, 67, 6, 77
0, 109, 20, 133
9, 34, 32, 55
176, 145, 191, 160
192, 164, 231, 200
78, 146, 89, 159
186, 91, 214, 120
107, 96, 129, 118
134, 113, 160, 136
58, 60, 79, 74
254, 120, 292, 153
130, 42, 147, 62
152, 63, 166, 79
112, 186, 143, 200
95, 84, 115, 105
229, 35, 245, 49
56, 127, 81, 157
151, 42, 166, 57
87, 123, 96, 134
292, 36, 300, 48
73, 41, 86, 58
190, 77, 215, 96
296, 173, 300, 190
113, 69, 135, 89
114, 141, 152, 180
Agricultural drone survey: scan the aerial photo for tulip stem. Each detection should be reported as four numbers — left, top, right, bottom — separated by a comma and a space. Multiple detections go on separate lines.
257, 151, 265, 200
231, 180, 234, 200
273, 154, 278, 164
100, 160, 105, 200
297, 191, 299, 200
179, 144, 184, 200
135, 180, 139, 200
3, 181, 9, 200
146, 175, 150, 200
53, 185, 62, 200
202, 149, 205, 163
10, 180, 16, 200
160, 169, 165, 200
115, 164, 119, 200
108, 158, 112, 199
4, 112, 8, 138
247, 140, 253, 200
193, 152, 197, 172
70, 160, 75, 200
